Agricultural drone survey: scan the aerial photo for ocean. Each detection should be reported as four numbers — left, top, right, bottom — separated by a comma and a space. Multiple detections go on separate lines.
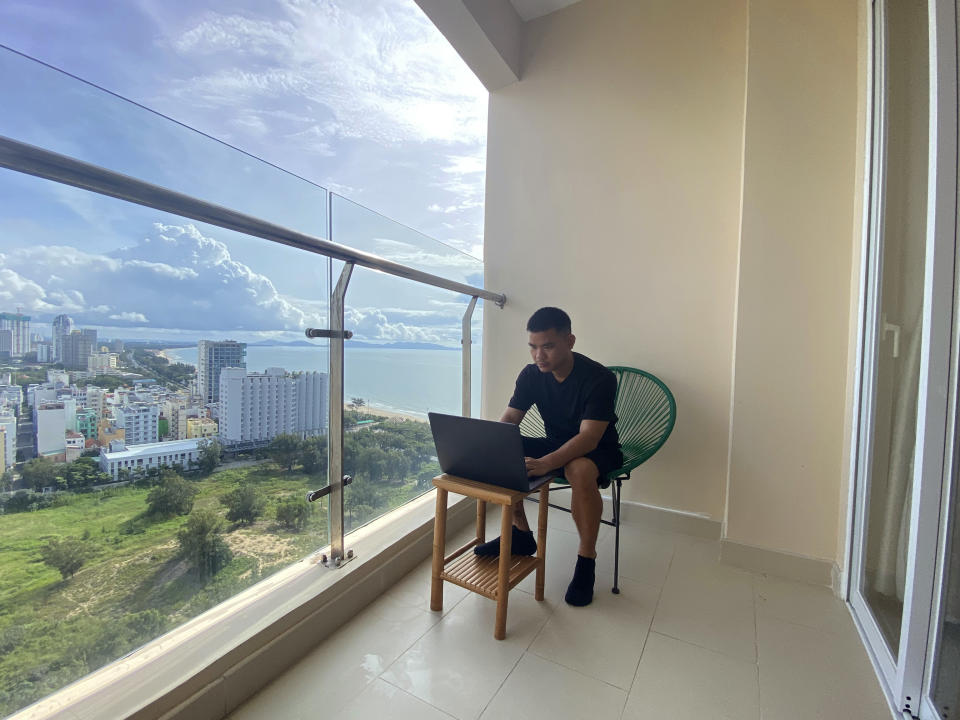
163, 346, 482, 418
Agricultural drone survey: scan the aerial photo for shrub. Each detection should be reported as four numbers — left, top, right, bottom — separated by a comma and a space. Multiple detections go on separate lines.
275, 498, 310, 530
177, 510, 232, 577
40, 537, 86, 579
146, 472, 197, 517
221, 484, 265, 525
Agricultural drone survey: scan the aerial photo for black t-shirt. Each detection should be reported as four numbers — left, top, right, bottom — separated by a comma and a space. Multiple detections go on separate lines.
508, 352, 620, 452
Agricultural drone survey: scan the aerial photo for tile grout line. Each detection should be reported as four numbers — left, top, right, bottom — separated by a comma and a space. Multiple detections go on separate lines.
475, 601, 556, 719
618, 536, 677, 720
376, 676, 460, 719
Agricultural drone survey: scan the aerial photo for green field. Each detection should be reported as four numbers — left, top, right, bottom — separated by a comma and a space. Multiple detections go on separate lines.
0, 460, 433, 716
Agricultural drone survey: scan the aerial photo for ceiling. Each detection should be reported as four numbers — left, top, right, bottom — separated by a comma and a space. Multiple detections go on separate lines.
507, 0, 581, 22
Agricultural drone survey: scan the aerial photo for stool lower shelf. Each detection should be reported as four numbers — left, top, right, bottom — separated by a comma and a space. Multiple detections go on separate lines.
440, 549, 541, 600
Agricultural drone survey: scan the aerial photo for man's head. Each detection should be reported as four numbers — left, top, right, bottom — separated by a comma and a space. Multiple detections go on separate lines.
526, 307, 575, 375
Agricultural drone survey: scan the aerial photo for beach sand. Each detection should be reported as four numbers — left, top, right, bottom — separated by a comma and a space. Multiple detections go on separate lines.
348, 404, 426, 423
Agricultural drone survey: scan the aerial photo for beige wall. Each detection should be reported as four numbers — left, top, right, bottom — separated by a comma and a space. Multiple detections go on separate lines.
483, 0, 748, 519
483, 0, 864, 563
725, 0, 860, 562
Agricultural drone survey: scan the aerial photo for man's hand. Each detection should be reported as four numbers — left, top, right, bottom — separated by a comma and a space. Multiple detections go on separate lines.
525, 456, 554, 477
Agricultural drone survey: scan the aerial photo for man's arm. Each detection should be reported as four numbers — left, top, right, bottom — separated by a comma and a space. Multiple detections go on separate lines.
500, 407, 525, 425
524, 419, 608, 476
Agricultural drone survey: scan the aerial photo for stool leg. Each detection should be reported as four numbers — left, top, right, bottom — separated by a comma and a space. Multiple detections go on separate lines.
535, 485, 549, 601
476, 499, 486, 543
494, 503, 513, 640
430, 488, 448, 612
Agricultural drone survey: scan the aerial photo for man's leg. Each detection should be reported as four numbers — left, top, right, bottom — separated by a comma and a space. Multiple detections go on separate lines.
564, 457, 602, 606
564, 457, 603, 558
474, 437, 556, 557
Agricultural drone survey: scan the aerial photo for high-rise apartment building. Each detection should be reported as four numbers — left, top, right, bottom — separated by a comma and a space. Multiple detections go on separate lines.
114, 402, 160, 446
0, 312, 30, 357
219, 367, 327, 443
61, 329, 97, 370
0, 412, 16, 469
196, 340, 246, 405
34, 401, 66, 458
51, 314, 73, 363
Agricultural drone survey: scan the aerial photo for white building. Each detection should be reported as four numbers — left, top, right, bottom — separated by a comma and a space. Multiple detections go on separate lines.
99, 438, 201, 481
0, 312, 30, 357
115, 402, 160, 445
65, 430, 84, 463
36, 341, 53, 363
296, 371, 327, 437
87, 352, 119, 374
197, 340, 246, 405
219, 367, 327, 444
35, 402, 66, 457
0, 413, 14, 468
0, 384, 22, 411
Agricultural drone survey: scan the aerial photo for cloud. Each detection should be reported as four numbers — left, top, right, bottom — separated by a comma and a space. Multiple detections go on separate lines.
0, 222, 323, 333
162, 1, 487, 148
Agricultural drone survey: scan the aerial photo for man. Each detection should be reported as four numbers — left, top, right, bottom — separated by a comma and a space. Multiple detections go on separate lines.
474, 307, 622, 606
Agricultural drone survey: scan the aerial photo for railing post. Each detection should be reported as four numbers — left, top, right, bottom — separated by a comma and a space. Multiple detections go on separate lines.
326, 253, 354, 567
462, 296, 478, 417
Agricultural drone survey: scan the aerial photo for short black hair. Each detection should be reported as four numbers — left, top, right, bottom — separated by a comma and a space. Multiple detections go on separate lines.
526, 307, 572, 334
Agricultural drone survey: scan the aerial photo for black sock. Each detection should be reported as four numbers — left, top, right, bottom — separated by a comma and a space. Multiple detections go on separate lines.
565, 555, 596, 606
474, 526, 537, 557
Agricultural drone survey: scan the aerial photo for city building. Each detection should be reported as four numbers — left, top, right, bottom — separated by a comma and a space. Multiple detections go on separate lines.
99, 438, 201, 481
35, 340, 53, 363
87, 351, 119, 374
75, 408, 98, 441
114, 402, 160, 446
0, 330, 12, 360
185, 416, 218, 439
0, 413, 14, 470
196, 339, 246, 405
61, 329, 97, 370
219, 367, 326, 444
51, 314, 73, 363
0, 312, 30, 357
96, 419, 125, 448
34, 401, 66, 458
0, 384, 22, 412
0, 428, 6, 475
64, 431, 83, 463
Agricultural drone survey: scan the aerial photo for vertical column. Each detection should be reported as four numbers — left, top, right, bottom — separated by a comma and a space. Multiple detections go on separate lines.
462, 296, 478, 417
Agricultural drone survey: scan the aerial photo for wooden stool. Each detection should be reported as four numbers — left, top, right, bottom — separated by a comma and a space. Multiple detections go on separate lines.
430, 474, 549, 640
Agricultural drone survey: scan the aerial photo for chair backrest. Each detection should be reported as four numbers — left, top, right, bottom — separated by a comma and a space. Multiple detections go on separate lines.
518, 366, 676, 474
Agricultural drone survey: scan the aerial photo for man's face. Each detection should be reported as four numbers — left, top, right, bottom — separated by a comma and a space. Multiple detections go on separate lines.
528, 328, 574, 373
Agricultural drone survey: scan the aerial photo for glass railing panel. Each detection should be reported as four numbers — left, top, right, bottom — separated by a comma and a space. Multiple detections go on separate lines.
0, 172, 331, 717
0, 45, 330, 239
329, 194, 484, 530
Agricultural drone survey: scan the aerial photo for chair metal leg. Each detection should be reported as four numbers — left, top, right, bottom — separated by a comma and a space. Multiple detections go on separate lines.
612, 478, 621, 594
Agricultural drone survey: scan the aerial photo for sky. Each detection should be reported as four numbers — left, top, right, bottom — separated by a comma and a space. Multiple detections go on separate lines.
0, 0, 488, 347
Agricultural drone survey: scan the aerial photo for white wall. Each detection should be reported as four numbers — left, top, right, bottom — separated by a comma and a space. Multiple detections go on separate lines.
725, 0, 860, 562
482, 0, 864, 564
483, 0, 748, 520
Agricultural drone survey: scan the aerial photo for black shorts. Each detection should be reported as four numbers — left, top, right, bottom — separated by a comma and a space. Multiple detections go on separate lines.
521, 436, 624, 487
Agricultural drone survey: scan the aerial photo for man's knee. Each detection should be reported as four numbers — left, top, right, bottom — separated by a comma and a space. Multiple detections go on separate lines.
564, 458, 600, 490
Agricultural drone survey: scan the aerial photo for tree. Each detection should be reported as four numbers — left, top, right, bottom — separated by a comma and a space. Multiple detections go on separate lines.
0, 469, 13, 493
300, 436, 327, 475
221, 483, 265, 525
275, 498, 310, 530
40, 537, 86, 579
267, 434, 302, 471
349, 397, 366, 411
146, 471, 198, 517
177, 509, 232, 577
21, 456, 59, 491
195, 439, 221, 476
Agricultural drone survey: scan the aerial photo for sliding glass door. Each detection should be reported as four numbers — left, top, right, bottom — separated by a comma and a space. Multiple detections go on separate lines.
850, 0, 959, 717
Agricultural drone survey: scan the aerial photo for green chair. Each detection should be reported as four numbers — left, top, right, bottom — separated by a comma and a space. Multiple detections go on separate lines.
519, 367, 676, 593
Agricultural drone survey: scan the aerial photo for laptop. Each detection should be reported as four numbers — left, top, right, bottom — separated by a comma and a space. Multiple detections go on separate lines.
428, 412, 556, 492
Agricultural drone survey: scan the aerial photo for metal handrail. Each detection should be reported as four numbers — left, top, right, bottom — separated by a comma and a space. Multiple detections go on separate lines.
0, 135, 506, 308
